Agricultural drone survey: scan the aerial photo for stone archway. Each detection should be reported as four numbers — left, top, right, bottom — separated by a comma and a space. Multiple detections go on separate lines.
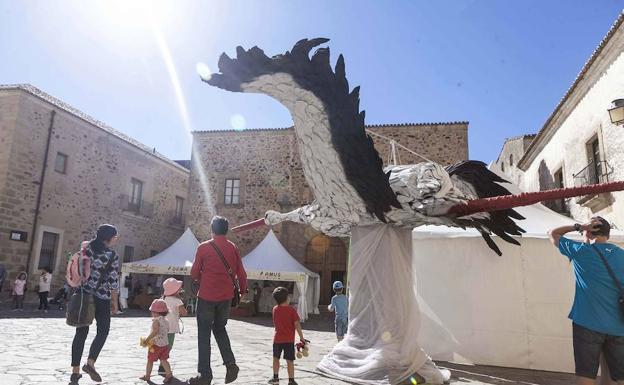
305, 234, 348, 305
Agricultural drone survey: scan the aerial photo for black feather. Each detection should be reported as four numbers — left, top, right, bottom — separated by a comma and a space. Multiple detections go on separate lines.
446, 160, 525, 255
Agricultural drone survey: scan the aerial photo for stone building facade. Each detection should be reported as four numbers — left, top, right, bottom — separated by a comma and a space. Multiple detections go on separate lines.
188, 122, 468, 303
495, 13, 624, 227
0, 85, 189, 292
495, 135, 535, 187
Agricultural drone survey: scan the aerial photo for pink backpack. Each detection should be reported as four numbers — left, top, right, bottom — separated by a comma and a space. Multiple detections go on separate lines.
66, 241, 91, 288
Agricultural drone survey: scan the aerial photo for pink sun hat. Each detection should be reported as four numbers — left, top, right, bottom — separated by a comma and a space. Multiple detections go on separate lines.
149, 298, 168, 313
163, 277, 183, 296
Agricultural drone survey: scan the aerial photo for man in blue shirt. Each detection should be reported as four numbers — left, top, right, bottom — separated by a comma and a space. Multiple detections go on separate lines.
328, 281, 349, 341
549, 216, 624, 384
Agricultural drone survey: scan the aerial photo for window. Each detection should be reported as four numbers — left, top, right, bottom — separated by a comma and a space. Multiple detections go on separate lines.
553, 168, 568, 214
55, 152, 68, 174
509, 154, 514, 167
124, 246, 135, 262
224, 179, 240, 205
130, 178, 143, 209
500, 162, 505, 172
38, 232, 59, 271
175, 196, 184, 220
588, 137, 602, 184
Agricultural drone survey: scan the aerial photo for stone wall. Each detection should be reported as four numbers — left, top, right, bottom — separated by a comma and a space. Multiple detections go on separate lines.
494, 135, 535, 187
0, 87, 190, 292
188, 122, 469, 260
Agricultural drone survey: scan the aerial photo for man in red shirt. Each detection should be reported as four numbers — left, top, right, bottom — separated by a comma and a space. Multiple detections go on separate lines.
188, 216, 248, 385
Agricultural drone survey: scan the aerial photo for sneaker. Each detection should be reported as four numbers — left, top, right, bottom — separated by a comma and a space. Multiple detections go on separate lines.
187, 375, 212, 385
68, 373, 82, 385
158, 365, 166, 377
288, 380, 298, 385
82, 363, 102, 382
225, 363, 239, 384
268, 378, 279, 384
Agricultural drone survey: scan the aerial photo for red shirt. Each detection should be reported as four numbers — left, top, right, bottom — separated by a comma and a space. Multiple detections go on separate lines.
272, 305, 300, 343
191, 236, 248, 302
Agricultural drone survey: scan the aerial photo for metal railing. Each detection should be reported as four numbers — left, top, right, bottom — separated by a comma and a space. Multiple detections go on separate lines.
573, 160, 612, 187
119, 195, 154, 217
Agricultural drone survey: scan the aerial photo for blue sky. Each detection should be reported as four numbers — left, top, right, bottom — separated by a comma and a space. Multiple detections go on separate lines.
1, 1, 622, 162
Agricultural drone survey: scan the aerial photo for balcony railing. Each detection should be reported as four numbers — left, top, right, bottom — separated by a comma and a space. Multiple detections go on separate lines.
572, 160, 613, 206
573, 160, 612, 187
119, 195, 154, 217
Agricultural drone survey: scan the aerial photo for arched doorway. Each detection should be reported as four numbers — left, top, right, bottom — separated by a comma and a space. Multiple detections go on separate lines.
305, 234, 347, 305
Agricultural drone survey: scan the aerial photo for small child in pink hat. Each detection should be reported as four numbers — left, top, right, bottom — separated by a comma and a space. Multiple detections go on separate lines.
162, 277, 188, 350
157, 278, 188, 376
140, 298, 173, 383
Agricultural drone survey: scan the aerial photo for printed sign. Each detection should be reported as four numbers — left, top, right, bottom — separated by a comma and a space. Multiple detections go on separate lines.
10, 231, 27, 242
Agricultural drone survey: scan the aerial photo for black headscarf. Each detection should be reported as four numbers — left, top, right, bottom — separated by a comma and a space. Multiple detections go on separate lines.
90, 224, 118, 254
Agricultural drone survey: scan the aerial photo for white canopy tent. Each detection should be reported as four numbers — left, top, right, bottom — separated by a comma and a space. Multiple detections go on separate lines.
412, 189, 624, 372
121, 228, 199, 275
243, 230, 320, 321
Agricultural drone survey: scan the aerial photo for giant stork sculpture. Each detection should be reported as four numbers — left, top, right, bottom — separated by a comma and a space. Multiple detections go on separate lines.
202, 38, 624, 384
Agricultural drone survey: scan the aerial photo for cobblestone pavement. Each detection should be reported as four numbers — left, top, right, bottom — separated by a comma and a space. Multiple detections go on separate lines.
0, 306, 576, 385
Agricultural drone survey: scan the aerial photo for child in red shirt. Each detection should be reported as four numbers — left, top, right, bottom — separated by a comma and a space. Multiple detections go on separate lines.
269, 287, 305, 385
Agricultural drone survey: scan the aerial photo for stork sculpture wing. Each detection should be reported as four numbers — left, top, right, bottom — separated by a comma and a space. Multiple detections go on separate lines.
205, 38, 400, 222
204, 38, 529, 255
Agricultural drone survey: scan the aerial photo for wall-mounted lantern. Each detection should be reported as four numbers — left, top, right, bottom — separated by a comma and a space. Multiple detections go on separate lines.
608, 99, 624, 125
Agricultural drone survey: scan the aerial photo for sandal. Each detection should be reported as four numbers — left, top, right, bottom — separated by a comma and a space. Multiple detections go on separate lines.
139, 375, 150, 381
163, 374, 173, 383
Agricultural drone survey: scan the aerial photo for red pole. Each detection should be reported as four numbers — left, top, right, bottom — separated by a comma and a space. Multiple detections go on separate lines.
231, 218, 266, 233
229, 181, 624, 232
449, 181, 624, 217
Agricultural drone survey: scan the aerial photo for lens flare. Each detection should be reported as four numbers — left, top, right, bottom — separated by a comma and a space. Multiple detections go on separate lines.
409, 376, 418, 384
196, 62, 212, 81
147, 9, 215, 214
230, 114, 246, 131
381, 331, 392, 342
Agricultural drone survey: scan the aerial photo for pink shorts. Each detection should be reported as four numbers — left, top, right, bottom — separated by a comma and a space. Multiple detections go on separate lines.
148, 345, 170, 362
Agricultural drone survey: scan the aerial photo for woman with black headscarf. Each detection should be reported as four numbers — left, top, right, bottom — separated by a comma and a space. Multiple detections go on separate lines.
69, 224, 120, 385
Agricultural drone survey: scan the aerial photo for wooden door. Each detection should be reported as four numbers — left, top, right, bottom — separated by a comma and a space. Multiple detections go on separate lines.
305, 234, 347, 305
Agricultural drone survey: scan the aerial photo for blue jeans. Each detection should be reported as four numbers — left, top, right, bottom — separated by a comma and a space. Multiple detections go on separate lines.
197, 299, 235, 378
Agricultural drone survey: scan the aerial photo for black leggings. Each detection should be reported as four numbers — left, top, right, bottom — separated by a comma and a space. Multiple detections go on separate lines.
38, 291, 49, 310
71, 296, 111, 367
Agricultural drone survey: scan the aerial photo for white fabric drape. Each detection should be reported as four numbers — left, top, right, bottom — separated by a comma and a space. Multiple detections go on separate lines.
312, 276, 320, 314
317, 225, 450, 384
296, 278, 309, 321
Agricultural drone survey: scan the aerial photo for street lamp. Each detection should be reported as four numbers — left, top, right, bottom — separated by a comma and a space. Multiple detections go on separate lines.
608, 99, 624, 125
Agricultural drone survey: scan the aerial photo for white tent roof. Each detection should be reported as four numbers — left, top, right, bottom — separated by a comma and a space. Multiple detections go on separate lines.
121, 228, 199, 275
243, 230, 319, 282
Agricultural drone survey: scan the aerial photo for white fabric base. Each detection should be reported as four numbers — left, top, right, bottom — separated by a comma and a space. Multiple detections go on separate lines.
317, 224, 450, 384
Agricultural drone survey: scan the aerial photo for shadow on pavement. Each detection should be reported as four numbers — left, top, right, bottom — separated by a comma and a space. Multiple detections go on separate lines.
233, 313, 335, 332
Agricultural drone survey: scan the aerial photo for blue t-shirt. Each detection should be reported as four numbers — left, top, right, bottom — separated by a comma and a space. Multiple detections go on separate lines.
331, 294, 348, 319
559, 237, 624, 336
